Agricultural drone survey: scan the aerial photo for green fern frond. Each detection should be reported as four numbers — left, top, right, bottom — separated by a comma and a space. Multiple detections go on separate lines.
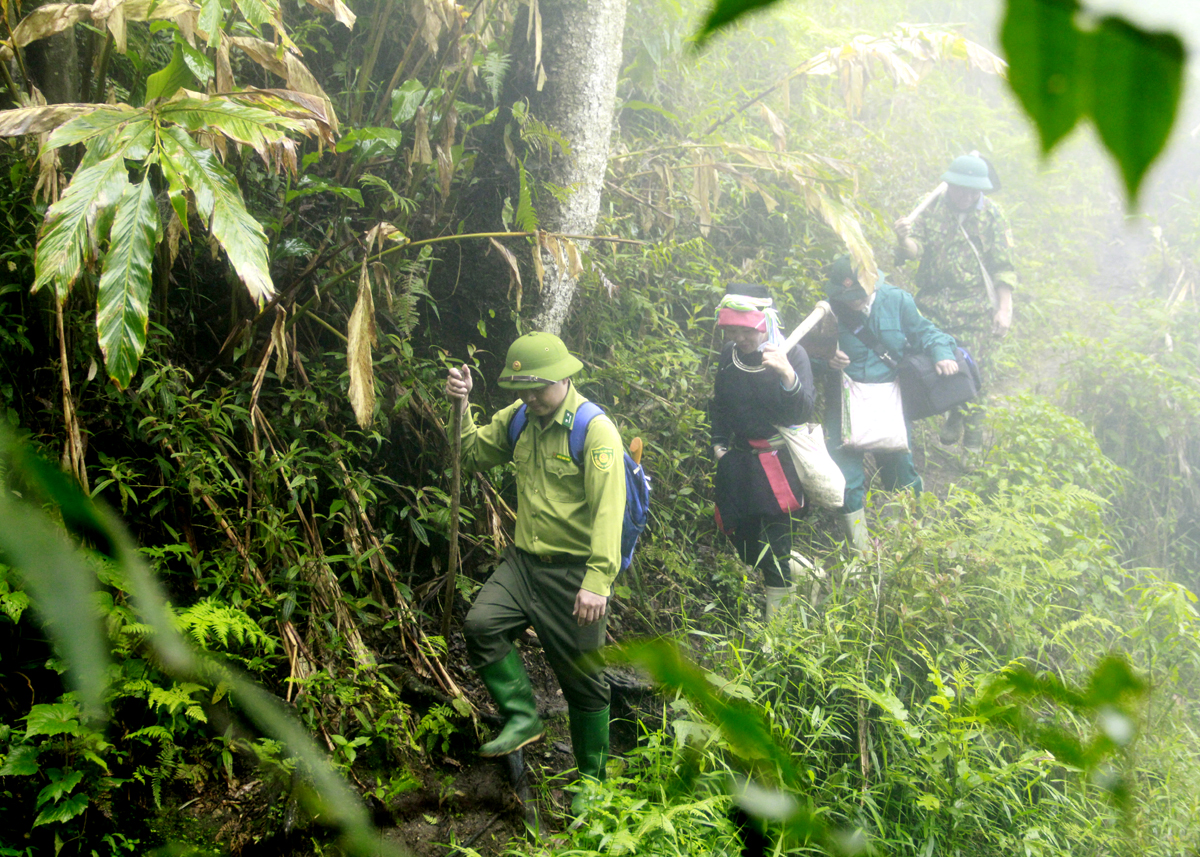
175, 598, 275, 654
514, 162, 538, 233
128, 725, 173, 743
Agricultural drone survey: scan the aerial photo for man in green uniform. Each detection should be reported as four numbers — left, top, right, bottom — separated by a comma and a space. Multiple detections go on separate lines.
445, 331, 625, 816
894, 154, 1017, 451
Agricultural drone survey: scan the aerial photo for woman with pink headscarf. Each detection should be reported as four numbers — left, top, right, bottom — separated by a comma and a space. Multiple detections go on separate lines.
709, 283, 816, 618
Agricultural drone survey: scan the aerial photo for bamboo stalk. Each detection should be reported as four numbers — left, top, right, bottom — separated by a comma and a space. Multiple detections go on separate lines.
349, 0, 396, 126
441, 399, 463, 639
92, 33, 114, 103
55, 304, 88, 492
370, 32, 426, 127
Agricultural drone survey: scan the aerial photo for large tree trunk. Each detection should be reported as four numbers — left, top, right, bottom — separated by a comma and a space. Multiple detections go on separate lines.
524, 0, 627, 334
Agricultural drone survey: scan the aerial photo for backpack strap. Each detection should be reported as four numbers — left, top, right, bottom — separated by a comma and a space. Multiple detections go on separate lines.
842, 316, 899, 368
509, 400, 608, 464
507, 403, 529, 450
567, 401, 604, 465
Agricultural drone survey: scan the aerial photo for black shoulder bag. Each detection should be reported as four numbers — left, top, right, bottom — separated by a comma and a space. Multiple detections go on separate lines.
842, 318, 981, 422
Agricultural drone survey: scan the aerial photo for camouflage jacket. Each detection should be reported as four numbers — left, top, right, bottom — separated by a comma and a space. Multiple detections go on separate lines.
903, 195, 1017, 336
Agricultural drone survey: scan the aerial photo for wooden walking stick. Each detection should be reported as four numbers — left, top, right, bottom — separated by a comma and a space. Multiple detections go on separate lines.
781, 300, 835, 352
441, 395, 463, 639
895, 181, 947, 232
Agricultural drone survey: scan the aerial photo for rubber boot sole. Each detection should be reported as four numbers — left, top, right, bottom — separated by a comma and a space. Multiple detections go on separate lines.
479, 728, 545, 758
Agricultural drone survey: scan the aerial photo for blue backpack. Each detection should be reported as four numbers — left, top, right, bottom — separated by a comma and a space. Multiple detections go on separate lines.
507, 401, 650, 571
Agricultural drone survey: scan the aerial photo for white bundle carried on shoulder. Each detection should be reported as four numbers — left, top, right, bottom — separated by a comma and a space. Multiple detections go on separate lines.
774, 423, 846, 509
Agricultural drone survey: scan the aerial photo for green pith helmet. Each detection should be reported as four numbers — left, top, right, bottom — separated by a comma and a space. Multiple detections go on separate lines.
941, 154, 993, 191
826, 255, 868, 303
497, 332, 584, 390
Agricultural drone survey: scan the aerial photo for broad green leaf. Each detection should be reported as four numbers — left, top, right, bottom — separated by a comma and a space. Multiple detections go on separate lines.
9, 442, 117, 557
33, 154, 130, 302
0, 745, 40, 776
45, 106, 145, 151
158, 126, 274, 303
335, 126, 404, 154
1089, 16, 1183, 201
144, 43, 196, 102
23, 702, 81, 738
36, 769, 84, 807
177, 36, 216, 86
285, 174, 364, 206
236, 0, 272, 28
1001, 0, 1085, 153
391, 80, 433, 127
1001, 0, 1183, 201
157, 96, 301, 159
697, 0, 785, 45
198, 0, 223, 45
33, 793, 88, 827
97, 180, 162, 390
78, 116, 155, 168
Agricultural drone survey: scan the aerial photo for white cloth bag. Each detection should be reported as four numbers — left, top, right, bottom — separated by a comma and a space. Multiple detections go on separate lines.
840, 375, 909, 451
774, 423, 846, 509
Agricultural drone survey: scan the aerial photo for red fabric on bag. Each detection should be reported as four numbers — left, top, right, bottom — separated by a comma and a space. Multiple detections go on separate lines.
748, 441, 801, 513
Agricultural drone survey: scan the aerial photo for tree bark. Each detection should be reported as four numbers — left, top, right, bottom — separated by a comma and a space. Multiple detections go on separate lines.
24, 3, 80, 104
524, 0, 627, 334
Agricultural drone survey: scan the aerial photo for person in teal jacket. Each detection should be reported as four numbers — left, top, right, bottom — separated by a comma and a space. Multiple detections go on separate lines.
819, 256, 959, 548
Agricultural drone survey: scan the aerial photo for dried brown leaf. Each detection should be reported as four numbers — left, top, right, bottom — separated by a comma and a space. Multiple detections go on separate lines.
9, 3, 93, 50
440, 103, 457, 150
489, 237, 521, 296
230, 37, 339, 133
215, 40, 233, 94
303, 0, 356, 29
347, 263, 377, 428
760, 103, 787, 153
412, 107, 432, 165
435, 144, 453, 198
412, 0, 443, 53
563, 239, 583, 278
271, 306, 289, 379
166, 208, 184, 266
0, 103, 97, 137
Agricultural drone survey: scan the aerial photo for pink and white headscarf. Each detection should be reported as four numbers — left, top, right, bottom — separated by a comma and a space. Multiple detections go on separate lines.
716, 293, 784, 345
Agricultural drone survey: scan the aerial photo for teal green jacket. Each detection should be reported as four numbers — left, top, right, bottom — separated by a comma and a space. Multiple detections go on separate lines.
835, 281, 957, 384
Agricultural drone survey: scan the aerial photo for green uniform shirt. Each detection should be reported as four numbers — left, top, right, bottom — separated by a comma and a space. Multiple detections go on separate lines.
457, 383, 626, 597
905, 195, 1017, 342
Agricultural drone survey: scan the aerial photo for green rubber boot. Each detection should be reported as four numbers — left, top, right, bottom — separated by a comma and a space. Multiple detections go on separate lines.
763, 584, 794, 620
962, 406, 985, 453
568, 705, 610, 817
476, 650, 544, 757
839, 509, 868, 554
939, 408, 964, 446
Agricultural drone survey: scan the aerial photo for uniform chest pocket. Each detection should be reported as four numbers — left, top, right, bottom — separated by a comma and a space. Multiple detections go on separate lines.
543, 455, 584, 502
876, 322, 907, 356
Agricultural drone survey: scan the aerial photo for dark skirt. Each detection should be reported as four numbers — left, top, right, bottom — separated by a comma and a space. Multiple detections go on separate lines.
714, 446, 805, 534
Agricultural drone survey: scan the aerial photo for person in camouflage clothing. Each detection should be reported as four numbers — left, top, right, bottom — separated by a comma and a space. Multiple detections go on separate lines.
894, 154, 1016, 451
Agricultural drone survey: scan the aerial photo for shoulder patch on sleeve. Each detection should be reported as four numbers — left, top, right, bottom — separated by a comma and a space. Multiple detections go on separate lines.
590, 447, 615, 471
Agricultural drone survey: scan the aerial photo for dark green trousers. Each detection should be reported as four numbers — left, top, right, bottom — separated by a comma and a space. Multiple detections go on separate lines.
463, 548, 610, 712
